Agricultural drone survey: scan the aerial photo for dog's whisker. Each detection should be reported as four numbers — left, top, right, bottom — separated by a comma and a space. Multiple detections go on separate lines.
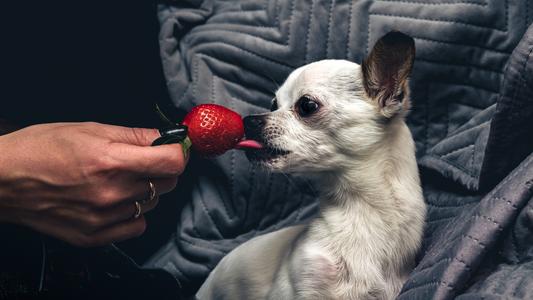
261, 72, 280, 92
301, 177, 319, 200
256, 169, 272, 192
279, 170, 298, 191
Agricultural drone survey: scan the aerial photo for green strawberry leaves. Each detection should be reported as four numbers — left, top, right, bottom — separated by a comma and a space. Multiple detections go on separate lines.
151, 105, 192, 158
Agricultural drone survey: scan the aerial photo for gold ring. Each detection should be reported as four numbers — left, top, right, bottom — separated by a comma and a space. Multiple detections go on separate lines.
131, 201, 141, 220
141, 180, 156, 204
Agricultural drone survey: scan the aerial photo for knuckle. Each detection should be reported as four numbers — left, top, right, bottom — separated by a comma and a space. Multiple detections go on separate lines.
80, 148, 119, 180
129, 127, 154, 145
168, 178, 179, 191
96, 189, 120, 209
80, 214, 104, 234
156, 178, 178, 196
130, 220, 147, 238
95, 149, 120, 172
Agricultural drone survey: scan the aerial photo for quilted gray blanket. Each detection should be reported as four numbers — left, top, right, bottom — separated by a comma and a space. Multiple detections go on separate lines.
144, 0, 533, 298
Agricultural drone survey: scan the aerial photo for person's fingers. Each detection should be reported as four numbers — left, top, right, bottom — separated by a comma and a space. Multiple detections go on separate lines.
118, 197, 160, 222
140, 177, 179, 199
70, 214, 149, 248
71, 177, 176, 240
114, 142, 189, 178
87, 124, 190, 178
74, 197, 159, 243
77, 197, 169, 247
90, 124, 162, 147
112, 177, 178, 205
124, 127, 163, 146
20, 200, 156, 248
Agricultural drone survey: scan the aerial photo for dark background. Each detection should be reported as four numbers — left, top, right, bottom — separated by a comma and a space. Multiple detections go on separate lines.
1, 1, 191, 264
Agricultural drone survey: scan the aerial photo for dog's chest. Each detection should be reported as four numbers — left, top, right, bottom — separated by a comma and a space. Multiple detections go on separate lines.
277, 235, 356, 299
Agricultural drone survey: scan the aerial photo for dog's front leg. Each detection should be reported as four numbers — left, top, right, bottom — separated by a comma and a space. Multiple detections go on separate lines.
196, 225, 307, 300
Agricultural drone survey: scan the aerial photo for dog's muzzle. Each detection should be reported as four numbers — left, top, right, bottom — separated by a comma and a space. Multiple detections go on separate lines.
242, 115, 290, 162
243, 115, 266, 141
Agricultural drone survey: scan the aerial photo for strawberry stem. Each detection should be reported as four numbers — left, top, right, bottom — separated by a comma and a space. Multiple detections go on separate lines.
156, 104, 176, 126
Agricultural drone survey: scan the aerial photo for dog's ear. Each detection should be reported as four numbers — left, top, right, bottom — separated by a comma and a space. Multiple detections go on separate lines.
362, 30, 415, 118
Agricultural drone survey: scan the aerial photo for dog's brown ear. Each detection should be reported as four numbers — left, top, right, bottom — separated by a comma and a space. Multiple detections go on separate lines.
362, 30, 415, 118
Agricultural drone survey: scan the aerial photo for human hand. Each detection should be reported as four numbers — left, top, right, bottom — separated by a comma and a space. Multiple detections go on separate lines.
0, 122, 188, 247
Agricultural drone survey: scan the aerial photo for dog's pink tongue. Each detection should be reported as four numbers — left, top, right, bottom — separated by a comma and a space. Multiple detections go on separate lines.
234, 140, 264, 150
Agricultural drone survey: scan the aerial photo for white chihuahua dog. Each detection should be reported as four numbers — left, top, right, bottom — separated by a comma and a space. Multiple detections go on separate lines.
195, 31, 426, 300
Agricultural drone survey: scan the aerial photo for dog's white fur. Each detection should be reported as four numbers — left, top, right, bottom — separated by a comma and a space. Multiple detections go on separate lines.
196, 31, 426, 300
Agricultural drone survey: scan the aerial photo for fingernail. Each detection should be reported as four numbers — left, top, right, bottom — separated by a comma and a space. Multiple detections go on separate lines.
159, 125, 188, 137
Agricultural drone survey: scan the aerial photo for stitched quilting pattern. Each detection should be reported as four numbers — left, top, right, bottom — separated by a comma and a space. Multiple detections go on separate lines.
400, 152, 533, 299
418, 104, 495, 191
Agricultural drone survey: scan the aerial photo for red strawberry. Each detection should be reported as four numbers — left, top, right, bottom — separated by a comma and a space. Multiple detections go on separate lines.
182, 104, 245, 158
154, 104, 264, 158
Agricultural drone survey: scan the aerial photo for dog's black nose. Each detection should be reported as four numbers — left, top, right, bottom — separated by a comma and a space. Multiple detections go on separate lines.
243, 115, 266, 140
243, 115, 266, 131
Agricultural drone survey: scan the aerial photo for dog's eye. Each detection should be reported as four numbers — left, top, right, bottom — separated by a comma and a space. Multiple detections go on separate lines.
271, 99, 278, 112
298, 97, 319, 116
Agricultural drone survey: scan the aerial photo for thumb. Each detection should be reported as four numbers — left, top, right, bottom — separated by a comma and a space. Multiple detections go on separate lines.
125, 127, 163, 147
100, 125, 190, 177
99, 124, 163, 147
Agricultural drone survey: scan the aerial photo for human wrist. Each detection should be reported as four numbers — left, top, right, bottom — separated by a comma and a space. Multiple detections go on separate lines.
0, 133, 20, 224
